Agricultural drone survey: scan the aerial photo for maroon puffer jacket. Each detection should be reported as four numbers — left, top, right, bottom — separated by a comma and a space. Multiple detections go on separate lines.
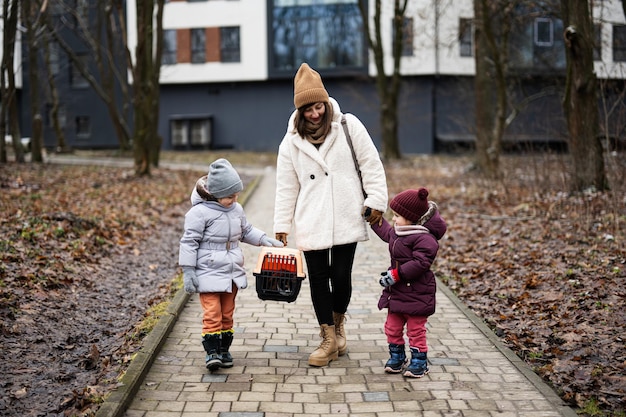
371, 204, 447, 316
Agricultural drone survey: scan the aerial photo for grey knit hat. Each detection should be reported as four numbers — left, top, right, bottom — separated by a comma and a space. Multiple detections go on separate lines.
207, 158, 243, 198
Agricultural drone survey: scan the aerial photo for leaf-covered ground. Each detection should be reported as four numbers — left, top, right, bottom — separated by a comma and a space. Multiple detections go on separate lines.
0, 151, 624, 416
384, 153, 625, 415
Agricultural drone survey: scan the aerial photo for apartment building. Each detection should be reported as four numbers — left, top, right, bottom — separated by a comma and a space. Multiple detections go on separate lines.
11, 0, 626, 153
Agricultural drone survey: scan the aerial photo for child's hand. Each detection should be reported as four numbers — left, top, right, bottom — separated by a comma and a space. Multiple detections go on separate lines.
260, 236, 284, 247
183, 267, 199, 293
379, 269, 399, 287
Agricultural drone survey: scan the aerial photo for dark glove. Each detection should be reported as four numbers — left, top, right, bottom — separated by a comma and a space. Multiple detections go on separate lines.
183, 267, 199, 293
275, 233, 288, 246
363, 207, 383, 226
260, 235, 284, 247
379, 269, 399, 287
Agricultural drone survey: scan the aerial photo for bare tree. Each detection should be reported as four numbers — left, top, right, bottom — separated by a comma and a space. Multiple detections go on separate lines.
561, 0, 607, 191
22, 0, 46, 163
1, 0, 23, 163
125, 0, 165, 175
472, 0, 519, 178
47, 1, 133, 151
358, 0, 406, 160
40, 17, 69, 153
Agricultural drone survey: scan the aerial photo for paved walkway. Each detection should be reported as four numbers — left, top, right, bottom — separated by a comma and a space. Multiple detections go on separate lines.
120, 167, 576, 417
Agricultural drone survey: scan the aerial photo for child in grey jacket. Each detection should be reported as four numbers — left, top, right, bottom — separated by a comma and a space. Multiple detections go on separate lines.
179, 158, 283, 371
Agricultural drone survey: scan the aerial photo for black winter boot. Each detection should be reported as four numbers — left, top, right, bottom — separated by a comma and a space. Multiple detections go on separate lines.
220, 330, 234, 368
202, 334, 222, 371
403, 348, 429, 378
384, 343, 406, 373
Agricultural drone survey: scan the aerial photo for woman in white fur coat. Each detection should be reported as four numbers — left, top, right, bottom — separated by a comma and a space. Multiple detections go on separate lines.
274, 63, 388, 367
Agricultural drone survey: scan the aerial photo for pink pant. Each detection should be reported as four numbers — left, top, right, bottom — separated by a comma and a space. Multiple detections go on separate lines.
384, 312, 428, 352
199, 287, 238, 335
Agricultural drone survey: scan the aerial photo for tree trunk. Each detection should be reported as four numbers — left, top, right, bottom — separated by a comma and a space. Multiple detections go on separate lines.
23, 0, 44, 162
149, 0, 165, 168
473, 0, 497, 176
132, 0, 164, 176
473, 0, 514, 179
0, 0, 10, 163
2, 0, 23, 163
42, 26, 70, 153
359, 0, 403, 161
560, 0, 607, 191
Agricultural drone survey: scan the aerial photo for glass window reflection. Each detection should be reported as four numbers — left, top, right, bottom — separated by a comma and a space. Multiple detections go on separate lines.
271, 0, 365, 72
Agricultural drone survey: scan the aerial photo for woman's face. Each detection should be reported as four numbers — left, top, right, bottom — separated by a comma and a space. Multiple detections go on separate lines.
302, 102, 326, 124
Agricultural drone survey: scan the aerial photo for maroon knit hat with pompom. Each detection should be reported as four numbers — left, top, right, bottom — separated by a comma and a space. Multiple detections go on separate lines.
390, 188, 430, 223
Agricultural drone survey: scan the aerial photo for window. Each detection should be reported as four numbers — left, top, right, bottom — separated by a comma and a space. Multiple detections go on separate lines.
170, 116, 212, 149
76, 116, 91, 138
171, 120, 188, 147
190, 120, 211, 146
270, 0, 365, 72
394, 17, 413, 57
613, 25, 626, 62
534, 18, 553, 47
70, 55, 89, 88
220, 27, 240, 63
162, 30, 177, 65
593, 24, 602, 61
459, 18, 473, 57
49, 0, 64, 15
49, 42, 60, 75
191, 29, 206, 63
73, 0, 89, 25
509, 12, 565, 72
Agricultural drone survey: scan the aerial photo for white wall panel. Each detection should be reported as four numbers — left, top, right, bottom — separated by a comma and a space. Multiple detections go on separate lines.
127, 0, 267, 83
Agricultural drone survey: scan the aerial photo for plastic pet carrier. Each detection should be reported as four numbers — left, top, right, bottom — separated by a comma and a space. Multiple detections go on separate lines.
253, 247, 306, 303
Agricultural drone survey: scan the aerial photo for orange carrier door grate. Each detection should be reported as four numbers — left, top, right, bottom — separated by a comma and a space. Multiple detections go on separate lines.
261, 254, 298, 274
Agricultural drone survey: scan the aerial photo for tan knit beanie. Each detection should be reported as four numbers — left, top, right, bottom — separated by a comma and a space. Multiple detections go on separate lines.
293, 63, 329, 109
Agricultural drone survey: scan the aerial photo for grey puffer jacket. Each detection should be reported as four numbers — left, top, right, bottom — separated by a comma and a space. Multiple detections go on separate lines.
372, 202, 447, 317
178, 177, 266, 293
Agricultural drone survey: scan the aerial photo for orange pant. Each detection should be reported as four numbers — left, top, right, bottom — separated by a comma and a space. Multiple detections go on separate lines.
199, 287, 238, 335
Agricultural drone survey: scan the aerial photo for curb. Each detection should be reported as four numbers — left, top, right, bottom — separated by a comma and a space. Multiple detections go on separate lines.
435, 278, 578, 417
94, 174, 263, 417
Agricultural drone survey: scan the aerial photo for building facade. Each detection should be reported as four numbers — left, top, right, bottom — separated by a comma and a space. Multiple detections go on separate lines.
9, 0, 626, 153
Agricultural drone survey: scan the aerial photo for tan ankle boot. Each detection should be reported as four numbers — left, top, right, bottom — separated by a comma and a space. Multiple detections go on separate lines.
308, 324, 339, 366
333, 312, 347, 356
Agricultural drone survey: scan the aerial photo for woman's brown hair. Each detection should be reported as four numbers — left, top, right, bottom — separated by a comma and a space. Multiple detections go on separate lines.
295, 101, 333, 139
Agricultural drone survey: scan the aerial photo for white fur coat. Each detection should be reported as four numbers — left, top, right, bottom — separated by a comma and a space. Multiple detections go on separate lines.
274, 97, 388, 251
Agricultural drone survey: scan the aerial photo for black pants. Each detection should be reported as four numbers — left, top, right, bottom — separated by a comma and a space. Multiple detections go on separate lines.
303, 242, 358, 326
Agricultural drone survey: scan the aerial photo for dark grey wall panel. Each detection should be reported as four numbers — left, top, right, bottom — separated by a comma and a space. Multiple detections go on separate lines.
158, 77, 436, 154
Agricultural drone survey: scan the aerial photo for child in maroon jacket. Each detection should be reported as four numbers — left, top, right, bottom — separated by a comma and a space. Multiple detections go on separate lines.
370, 187, 447, 377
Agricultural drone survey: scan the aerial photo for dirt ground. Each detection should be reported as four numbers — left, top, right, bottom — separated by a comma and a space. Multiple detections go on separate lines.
1, 151, 624, 416
0, 160, 235, 417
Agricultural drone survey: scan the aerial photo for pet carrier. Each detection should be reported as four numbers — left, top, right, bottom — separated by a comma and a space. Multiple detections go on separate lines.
253, 247, 306, 302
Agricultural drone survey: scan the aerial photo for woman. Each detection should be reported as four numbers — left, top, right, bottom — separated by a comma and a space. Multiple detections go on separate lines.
274, 63, 388, 367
